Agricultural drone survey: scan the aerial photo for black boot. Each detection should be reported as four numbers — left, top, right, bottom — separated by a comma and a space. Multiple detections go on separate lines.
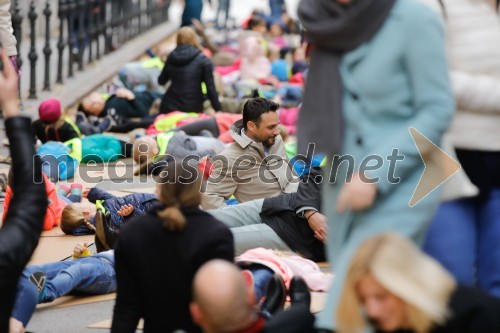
260, 274, 286, 317
289, 276, 311, 308
103, 212, 119, 249
94, 210, 110, 251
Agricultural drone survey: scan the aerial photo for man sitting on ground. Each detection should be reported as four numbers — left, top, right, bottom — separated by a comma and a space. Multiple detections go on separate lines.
201, 97, 298, 209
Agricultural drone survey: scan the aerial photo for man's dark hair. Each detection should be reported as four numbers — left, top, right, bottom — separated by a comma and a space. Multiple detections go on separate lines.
242, 98, 279, 130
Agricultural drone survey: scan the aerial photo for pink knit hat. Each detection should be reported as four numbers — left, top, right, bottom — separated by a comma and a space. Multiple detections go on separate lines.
39, 98, 62, 123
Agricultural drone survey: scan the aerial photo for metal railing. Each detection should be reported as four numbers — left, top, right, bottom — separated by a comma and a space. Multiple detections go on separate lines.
11, 0, 170, 99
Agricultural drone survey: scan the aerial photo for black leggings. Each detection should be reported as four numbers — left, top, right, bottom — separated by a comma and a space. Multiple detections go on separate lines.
174, 117, 220, 137
119, 140, 133, 158
110, 117, 156, 133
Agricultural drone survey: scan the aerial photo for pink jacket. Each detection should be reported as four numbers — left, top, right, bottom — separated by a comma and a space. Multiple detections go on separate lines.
235, 248, 332, 291
239, 35, 271, 81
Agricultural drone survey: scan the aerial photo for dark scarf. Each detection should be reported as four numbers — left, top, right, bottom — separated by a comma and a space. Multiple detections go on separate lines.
297, 0, 396, 155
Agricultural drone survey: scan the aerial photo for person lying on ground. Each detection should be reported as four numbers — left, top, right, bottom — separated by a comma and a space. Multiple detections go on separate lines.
60, 187, 157, 238
0, 49, 47, 332
78, 88, 162, 120
31, 98, 81, 144
3, 170, 81, 231
201, 97, 298, 209
118, 56, 166, 92
191, 259, 316, 333
208, 167, 325, 262
236, 247, 332, 305
9, 243, 116, 333
132, 130, 226, 175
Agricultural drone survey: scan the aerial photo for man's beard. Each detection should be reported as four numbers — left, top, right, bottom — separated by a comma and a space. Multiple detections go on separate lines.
263, 136, 276, 148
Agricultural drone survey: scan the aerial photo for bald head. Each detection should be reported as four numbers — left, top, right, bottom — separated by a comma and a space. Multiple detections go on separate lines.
192, 260, 255, 333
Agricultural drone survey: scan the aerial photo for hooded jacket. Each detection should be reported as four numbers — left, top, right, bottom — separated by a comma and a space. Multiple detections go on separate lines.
158, 44, 221, 113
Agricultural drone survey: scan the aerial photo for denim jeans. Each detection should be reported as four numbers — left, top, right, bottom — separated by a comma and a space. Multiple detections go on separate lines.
246, 264, 274, 303
268, 0, 284, 23
424, 187, 500, 297
11, 257, 116, 325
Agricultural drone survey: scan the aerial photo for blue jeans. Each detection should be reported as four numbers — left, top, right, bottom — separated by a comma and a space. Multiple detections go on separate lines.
246, 264, 274, 303
424, 187, 500, 297
11, 257, 116, 325
268, 0, 284, 23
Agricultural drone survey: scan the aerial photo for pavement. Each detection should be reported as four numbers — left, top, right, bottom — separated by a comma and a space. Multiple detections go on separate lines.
2, 1, 306, 332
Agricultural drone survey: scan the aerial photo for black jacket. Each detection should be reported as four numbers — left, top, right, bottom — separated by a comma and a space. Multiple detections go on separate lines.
31, 119, 80, 143
375, 285, 500, 333
112, 205, 234, 333
0, 117, 47, 331
158, 44, 222, 113
261, 167, 325, 262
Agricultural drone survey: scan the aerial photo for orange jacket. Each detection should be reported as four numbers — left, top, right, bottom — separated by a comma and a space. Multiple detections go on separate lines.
3, 173, 66, 230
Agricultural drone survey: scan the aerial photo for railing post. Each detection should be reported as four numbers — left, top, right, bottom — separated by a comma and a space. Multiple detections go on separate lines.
43, 1, 52, 91
88, 0, 96, 64
96, 0, 105, 59
67, 0, 77, 77
28, 1, 38, 99
77, 0, 86, 70
57, 0, 67, 84
105, 0, 113, 54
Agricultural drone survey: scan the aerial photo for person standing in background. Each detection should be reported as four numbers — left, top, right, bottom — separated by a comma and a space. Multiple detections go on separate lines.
423, 0, 500, 298
0, 0, 18, 72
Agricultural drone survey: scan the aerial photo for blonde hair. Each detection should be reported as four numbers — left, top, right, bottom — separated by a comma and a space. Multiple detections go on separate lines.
60, 204, 96, 234
337, 233, 456, 333
177, 27, 203, 51
44, 117, 66, 141
156, 161, 201, 231
132, 137, 159, 175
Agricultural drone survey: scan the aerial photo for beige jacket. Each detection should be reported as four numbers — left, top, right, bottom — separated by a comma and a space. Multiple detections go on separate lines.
0, 0, 16, 56
201, 120, 299, 209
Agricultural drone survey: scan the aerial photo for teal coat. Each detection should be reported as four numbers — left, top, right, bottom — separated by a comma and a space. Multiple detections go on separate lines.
318, 0, 455, 329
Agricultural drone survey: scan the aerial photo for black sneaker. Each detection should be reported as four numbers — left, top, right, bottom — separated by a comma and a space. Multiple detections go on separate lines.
97, 116, 115, 133
29, 271, 47, 302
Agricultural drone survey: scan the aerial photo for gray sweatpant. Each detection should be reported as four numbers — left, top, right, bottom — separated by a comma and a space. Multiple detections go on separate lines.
208, 199, 292, 256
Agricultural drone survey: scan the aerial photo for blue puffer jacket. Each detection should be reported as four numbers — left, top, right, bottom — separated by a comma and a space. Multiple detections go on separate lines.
87, 187, 158, 230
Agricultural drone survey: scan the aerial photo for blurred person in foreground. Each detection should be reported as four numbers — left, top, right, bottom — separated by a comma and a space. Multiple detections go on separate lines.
0, 49, 47, 331
336, 233, 500, 333
296, 0, 454, 330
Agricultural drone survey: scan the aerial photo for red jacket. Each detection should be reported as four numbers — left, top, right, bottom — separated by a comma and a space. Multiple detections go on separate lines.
3, 173, 65, 230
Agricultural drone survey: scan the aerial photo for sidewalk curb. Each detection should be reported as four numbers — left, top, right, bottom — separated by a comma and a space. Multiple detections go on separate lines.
21, 20, 178, 118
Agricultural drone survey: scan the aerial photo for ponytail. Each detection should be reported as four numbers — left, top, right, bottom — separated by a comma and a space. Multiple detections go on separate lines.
156, 161, 202, 232
82, 219, 96, 232
61, 204, 96, 235
158, 204, 186, 231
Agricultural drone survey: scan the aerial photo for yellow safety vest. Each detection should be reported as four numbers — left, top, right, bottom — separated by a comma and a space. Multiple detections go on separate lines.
64, 138, 83, 162
154, 132, 175, 161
